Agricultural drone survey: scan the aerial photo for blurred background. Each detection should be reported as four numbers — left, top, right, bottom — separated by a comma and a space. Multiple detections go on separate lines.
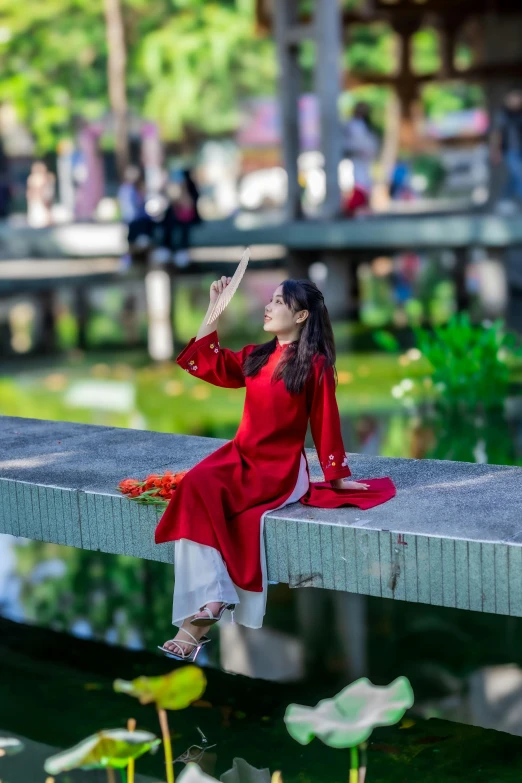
3, 0, 522, 771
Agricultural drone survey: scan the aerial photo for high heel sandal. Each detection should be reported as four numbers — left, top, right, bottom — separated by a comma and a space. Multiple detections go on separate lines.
191, 602, 236, 627
157, 629, 211, 662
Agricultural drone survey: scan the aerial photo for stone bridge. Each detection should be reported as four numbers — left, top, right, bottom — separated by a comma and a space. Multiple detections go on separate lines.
1, 415, 521, 617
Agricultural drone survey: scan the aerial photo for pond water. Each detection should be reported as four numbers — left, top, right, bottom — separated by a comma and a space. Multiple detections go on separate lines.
2, 615, 522, 783
2, 346, 522, 781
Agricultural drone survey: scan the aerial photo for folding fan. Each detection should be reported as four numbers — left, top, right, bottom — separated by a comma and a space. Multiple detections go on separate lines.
205, 247, 250, 325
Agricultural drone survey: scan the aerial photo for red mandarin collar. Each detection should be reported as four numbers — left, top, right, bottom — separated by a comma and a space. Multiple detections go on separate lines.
276, 338, 297, 351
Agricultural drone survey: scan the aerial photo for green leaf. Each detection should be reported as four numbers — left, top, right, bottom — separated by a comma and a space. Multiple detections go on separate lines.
44, 729, 160, 774
373, 330, 399, 353
114, 665, 206, 710
284, 676, 414, 749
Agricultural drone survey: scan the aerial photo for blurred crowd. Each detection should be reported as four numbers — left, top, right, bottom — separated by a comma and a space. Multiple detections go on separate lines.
118, 165, 201, 269
1, 88, 522, 232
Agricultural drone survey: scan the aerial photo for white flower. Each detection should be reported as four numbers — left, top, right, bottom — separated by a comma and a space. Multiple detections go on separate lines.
391, 384, 404, 399
400, 379, 414, 392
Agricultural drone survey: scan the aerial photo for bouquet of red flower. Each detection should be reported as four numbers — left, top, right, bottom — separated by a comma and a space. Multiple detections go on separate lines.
117, 470, 188, 508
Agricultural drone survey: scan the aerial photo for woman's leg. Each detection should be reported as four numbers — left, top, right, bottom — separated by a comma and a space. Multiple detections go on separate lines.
163, 539, 239, 653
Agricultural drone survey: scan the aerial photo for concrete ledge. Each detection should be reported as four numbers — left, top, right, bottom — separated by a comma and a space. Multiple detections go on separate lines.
2, 415, 522, 616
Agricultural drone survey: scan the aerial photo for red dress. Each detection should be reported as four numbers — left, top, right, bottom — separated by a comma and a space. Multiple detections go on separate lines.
154, 330, 396, 592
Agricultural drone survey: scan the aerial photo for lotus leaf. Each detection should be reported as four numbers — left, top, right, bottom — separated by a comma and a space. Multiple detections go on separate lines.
178, 761, 219, 783
285, 676, 414, 748
114, 665, 206, 709
0, 737, 24, 756
220, 757, 271, 783
44, 729, 160, 774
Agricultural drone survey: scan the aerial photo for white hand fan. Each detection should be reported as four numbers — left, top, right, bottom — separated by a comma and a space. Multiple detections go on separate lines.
205, 247, 250, 325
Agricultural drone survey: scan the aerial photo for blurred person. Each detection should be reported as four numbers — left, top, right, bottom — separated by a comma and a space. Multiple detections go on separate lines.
26, 161, 55, 227
490, 89, 522, 213
154, 169, 201, 267
155, 278, 396, 661
390, 159, 415, 201
118, 164, 146, 224
342, 102, 379, 209
73, 123, 105, 220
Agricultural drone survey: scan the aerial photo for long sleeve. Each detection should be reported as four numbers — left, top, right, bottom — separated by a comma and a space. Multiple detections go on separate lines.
308, 356, 351, 482
175, 329, 251, 388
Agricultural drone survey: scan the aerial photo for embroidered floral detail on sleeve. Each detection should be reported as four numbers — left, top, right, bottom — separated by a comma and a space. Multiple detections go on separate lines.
210, 343, 214, 349
323, 452, 349, 471
186, 361, 198, 372
189, 360, 195, 365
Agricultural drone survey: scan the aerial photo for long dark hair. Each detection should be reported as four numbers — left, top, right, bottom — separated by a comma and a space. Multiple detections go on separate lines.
242, 279, 337, 395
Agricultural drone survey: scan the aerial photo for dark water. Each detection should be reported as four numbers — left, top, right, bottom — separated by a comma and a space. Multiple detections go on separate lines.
2, 615, 522, 783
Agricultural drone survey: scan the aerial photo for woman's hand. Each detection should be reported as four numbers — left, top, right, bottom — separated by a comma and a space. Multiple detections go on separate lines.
331, 478, 369, 490
210, 276, 232, 305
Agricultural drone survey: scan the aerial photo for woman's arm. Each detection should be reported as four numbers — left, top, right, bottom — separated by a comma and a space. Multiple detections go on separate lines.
309, 356, 368, 490
176, 276, 251, 389
196, 276, 230, 341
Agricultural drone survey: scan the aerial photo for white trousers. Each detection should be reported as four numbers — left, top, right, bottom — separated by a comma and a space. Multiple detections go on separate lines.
172, 452, 310, 629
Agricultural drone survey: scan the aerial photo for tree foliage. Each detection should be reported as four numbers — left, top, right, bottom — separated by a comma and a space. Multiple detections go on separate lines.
0, 0, 276, 151
0, 0, 483, 153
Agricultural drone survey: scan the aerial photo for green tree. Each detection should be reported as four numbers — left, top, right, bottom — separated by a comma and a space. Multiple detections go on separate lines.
0, 0, 276, 152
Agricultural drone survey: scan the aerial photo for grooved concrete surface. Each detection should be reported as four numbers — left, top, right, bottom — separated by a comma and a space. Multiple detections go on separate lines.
2, 415, 522, 615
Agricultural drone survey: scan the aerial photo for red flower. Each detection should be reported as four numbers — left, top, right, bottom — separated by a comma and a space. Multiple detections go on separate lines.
118, 469, 188, 504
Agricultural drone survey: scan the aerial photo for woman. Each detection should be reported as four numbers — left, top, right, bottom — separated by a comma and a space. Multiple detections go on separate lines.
155, 277, 395, 660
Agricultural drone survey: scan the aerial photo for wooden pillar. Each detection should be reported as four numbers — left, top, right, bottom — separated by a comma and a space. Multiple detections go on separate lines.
394, 22, 421, 151
505, 246, 522, 333
314, 0, 343, 220
454, 248, 469, 313
478, 13, 522, 207
439, 20, 457, 80
38, 289, 57, 354
74, 286, 89, 351
273, 0, 302, 221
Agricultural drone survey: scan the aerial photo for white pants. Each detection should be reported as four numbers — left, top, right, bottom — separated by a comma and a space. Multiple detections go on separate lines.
172, 452, 310, 629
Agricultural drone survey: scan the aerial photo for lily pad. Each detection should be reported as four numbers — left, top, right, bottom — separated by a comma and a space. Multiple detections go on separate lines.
114, 665, 206, 709
43, 728, 160, 774
285, 676, 414, 748
0, 737, 24, 756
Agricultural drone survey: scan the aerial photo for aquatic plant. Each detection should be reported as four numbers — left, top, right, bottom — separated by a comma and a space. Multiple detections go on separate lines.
43, 727, 160, 781
114, 665, 207, 783
284, 676, 414, 782
176, 758, 273, 783
0, 736, 24, 756
413, 314, 522, 413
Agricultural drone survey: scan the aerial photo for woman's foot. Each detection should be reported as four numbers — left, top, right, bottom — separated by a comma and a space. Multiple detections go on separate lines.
162, 619, 209, 657
191, 601, 234, 626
